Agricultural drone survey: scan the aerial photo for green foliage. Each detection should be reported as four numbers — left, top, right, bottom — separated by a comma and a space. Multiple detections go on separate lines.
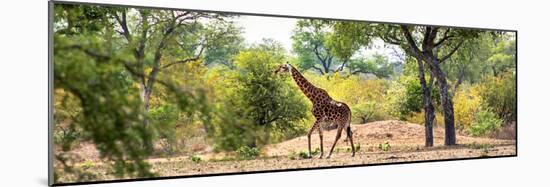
400, 77, 424, 118
81, 161, 95, 170
442, 33, 492, 85
379, 141, 391, 152
53, 125, 80, 151
479, 72, 516, 123
288, 148, 320, 160
210, 40, 309, 151
453, 85, 483, 130
291, 20, 337, 74
305, 73, 391, 123
54, 30, 155, 178
355, 144, 361, 152
386, 75, 438, 120
149, 104, 180, 154
54, 89, 83, 151
52, 4, 517, 183
53, 3, 236, 180
487, 36, 516, 76
469, 106, 503, 137
298, 151, 310, 159
189, 155, 202, 163
287, 152, 298, 160
203, 21, 246, 68
236, 146, 260, 160
351, 101, 376, 123
347, 54, 394, 78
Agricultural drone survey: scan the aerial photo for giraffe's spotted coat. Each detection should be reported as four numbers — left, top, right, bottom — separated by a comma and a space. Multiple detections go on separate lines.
275, 63, 356, 158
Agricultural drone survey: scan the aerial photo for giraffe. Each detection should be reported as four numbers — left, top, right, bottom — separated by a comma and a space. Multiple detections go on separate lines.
275, 63, 355, 158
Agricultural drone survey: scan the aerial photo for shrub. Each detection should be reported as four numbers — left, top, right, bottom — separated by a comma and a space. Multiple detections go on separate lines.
189, 155, 202, 163
351, 101, 376, 123
149, 104, 180, 155
355, 144, 361, 152
54, 125, 80, 152
288, 152, 298, 160
378, 141, 391, 152
479, 72, 516, 123
298, 151, 310, 159
453, 85, 482, 130
468, 106, 503, 136
53, 89, 83, 151
385, 75, 439, 120
211, 42, 309, 151
306, 73, 391, 122
81, 160, 95, 170
236, 146, 260, 160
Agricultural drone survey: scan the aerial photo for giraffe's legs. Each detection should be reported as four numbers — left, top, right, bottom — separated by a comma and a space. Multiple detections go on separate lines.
307, 120, 321, 158
346, 126, 355, 157
317, 123, 324, 158
326, 124, 344, 159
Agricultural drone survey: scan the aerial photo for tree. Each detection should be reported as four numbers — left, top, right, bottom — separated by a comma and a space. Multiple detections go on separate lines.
347, 53, 394, 78
487, 34, 516, 76
107, 8, 238, 128
212, 39, 309, 150
291, 20, 344, 74
333, 22, 484, 146
53, 4, 241, 179
202, 21, 246, 68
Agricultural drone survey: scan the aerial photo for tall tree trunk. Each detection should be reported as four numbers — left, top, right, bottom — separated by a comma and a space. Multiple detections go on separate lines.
140, 83, 154, 150
400, 25, 459, 147
427, 60, 456, 146
416, 59, 435, 147
140, 83, 152, 127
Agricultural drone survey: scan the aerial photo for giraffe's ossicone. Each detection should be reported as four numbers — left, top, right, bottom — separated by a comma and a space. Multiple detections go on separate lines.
275, 63, 355, 159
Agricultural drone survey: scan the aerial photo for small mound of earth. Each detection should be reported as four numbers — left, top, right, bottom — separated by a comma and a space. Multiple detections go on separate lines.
264, 120, 514, 156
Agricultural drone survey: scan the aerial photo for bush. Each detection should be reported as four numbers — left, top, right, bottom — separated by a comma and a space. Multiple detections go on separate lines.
385, 75, 439, 120
54, 124, 81, 152
149, 104, 180, 155
468, 107, 503, 136
351, 101, 376, 123
81, 160, 95, 170
210, 42, 309, 151
453, 85, 483, 130
189, 155, 202, 163
306, 72, 391, 122
298, 151, 310, 159
378, 141, 391, 152
479, 72, 516, 123
236, 146, 260, 160
53, 89, 83, 151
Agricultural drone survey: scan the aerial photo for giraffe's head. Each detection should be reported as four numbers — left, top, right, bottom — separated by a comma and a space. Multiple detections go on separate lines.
274, 63, 292, 75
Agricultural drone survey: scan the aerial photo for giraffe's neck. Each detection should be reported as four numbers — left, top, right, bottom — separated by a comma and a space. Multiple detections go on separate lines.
289, 66, 323, 103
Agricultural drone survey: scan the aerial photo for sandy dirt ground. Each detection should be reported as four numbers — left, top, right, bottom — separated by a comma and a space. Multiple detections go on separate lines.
55, 120, 516, 183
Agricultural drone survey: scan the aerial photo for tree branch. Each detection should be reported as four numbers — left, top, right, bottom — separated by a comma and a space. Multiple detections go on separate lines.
113, 10, 132, 43
61, 45, 110, 61
434, 28, 452, 48
400, 25, 423, 59
161, 43, 206, 69
335, 59, 348, 72
311, 66, 325, 75
438, 39, 465, 63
